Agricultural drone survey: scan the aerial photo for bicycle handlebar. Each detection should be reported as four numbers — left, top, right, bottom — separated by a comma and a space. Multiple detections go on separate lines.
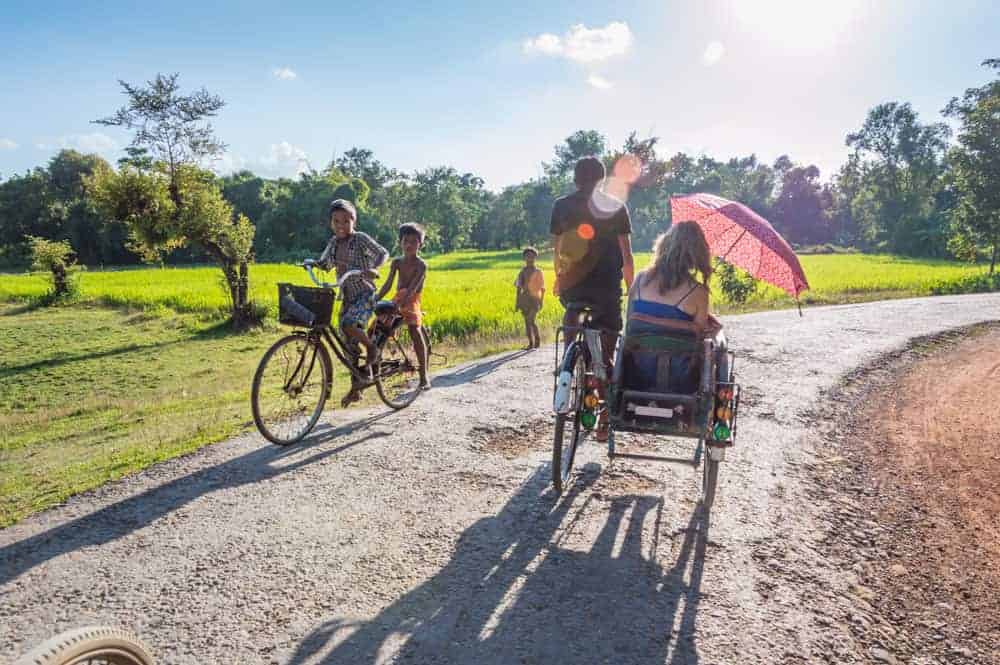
301, 261, 376, 293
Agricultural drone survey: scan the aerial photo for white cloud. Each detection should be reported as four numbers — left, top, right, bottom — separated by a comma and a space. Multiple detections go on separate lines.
523, 33, 562, 56
0, 138, 17, 150
702, 41, 726, 66
523, 21, 633, 64
587, 74, 613, 90
258, 141, 310, 177
272, 67, 298, 81
36, 132, 118, 154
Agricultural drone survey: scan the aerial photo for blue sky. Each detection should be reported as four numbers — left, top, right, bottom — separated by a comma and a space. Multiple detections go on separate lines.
1, 0, 997, 189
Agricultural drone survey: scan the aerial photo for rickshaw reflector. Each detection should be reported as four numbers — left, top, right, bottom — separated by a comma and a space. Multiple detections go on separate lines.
581, 411, 597, 429
584, 393, 599, 409
713, 422, 731, 441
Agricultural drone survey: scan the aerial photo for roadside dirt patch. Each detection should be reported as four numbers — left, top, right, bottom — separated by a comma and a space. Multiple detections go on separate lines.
469, 419, 550, 458
593, 467, 662, 496
811, 325, 1000, 664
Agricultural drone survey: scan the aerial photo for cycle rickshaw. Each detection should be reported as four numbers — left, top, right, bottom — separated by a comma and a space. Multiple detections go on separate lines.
552, 307, 741, 509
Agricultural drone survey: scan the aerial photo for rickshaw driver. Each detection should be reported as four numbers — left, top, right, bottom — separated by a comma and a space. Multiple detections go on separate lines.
551, 155, 635, 441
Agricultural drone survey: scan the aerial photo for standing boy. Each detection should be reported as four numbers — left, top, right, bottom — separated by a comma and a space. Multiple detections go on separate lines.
376, 223, 430, 389
317, 198, 389, 406
514, 247, 545, 350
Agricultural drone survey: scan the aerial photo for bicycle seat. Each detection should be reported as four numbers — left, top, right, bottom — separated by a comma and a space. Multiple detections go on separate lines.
374, 300, 399, 316
564, 301, 596, 312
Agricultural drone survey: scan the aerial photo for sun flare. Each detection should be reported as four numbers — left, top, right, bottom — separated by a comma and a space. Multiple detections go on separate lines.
725, 0, 871, 52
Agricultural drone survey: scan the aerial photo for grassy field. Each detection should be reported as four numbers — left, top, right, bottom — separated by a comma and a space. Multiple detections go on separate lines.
1, 251, 995, 339
0, 306, 265, 526
1, 249, 998, 525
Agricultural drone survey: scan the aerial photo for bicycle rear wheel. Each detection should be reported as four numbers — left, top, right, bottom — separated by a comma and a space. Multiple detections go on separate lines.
376, 325, 422, 409
252, 333, 331, 445
14, 626, 155, 665
552, 346, 587, 494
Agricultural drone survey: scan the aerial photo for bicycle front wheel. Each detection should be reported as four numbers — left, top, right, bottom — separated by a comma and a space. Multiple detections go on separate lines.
251, 333, 331, 445
14, 626, 155, 665
376, 325, 422, 409
552, 345, 587, 494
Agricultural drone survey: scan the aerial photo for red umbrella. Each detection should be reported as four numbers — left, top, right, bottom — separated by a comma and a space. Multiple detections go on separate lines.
670, 193, 810, 301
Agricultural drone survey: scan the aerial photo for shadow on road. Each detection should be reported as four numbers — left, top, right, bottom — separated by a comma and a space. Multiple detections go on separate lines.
431, 350, 532, 388
288, 465, 710, 664
0, 410, 394, 586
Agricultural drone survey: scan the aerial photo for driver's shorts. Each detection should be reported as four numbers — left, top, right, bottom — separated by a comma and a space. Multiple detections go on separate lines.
560, 292, 623, 333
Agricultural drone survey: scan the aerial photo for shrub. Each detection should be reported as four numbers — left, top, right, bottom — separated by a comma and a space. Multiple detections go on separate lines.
714, 259, 757, 305
27, 236, 82, 302
930, 272, 1000, 295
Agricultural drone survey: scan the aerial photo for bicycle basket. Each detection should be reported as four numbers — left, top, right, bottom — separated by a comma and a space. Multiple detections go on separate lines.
277, 283, 334, 327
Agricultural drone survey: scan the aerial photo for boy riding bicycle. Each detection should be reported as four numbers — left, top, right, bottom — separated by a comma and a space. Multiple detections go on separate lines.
551, 156, 635, 440
316, 198, 389, 406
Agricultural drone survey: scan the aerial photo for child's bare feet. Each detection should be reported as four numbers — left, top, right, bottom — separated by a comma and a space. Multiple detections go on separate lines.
341, 387, 362, 408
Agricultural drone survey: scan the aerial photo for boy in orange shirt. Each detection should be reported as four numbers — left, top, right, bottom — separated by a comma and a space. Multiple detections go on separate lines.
514, 247, 545, 350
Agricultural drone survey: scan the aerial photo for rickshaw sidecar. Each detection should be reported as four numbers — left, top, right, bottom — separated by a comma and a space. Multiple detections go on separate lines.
608, 331, 740, 446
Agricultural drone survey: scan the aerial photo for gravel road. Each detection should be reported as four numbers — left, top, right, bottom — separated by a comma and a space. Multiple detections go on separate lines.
3, 294, 999, 665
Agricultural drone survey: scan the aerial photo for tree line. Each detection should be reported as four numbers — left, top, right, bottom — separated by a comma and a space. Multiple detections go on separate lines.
0, 61, 996, 318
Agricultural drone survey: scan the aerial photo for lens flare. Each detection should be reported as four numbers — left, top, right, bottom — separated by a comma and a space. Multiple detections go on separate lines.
559, 231, 589, 262
590, 155, 644, 219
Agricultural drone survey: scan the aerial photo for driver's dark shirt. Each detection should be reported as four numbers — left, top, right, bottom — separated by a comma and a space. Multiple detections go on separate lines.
550, 189, 631, 301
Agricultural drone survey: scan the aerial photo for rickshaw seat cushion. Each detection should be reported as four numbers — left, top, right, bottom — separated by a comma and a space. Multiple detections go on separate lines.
620, 333, 703, 395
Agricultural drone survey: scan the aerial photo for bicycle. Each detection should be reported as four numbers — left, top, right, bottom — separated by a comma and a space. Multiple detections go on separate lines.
14, 626, 155, 665
551, 304, 614, 494
251, 261, 424, 446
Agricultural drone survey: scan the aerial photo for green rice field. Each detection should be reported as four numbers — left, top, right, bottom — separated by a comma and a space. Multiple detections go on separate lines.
0, 251, 995, 341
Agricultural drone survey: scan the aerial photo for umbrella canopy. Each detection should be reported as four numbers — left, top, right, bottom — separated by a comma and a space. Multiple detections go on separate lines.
670, 193, 809, 298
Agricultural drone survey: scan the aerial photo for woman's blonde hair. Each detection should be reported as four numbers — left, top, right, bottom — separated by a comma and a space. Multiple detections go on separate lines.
649, 221, 713, 293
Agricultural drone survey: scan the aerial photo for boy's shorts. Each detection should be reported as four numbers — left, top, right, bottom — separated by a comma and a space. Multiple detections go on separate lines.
340, 293, 374, 329
393, 288, 423, 326
517, 293, 541, 319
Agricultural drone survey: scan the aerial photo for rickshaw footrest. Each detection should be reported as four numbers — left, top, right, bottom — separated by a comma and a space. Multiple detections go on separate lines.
609, 452, 699, 466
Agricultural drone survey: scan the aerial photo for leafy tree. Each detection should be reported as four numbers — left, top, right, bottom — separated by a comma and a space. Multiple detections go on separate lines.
771, 164, 834, 244
845, 102, 951, 254
27, 236, 80, 300
92, 74, 258, 326
255, 169, 370, 259
545, 130, 607, 178
410, 167, 491, 252
0, 169, 53, 266
944, 59, 1000, 271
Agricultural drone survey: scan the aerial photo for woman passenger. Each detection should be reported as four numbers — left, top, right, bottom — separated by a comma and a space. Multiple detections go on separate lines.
625, 222, 724, 392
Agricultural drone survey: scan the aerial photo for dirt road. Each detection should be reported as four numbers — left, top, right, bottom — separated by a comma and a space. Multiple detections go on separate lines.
2, 294, 999, 664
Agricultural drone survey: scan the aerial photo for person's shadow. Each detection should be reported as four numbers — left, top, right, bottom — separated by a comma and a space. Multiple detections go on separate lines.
288, 465, 710, 664
0, 410, 395, 586
431, 350, 532, 388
